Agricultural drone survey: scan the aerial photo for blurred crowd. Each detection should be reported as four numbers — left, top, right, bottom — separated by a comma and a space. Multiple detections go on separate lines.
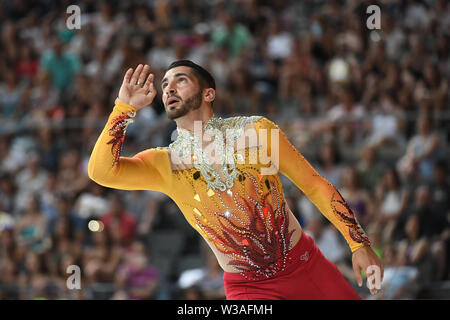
0, 0, 449, 299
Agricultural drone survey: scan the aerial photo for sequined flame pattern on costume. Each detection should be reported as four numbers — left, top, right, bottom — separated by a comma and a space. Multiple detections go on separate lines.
331, 191, 371, 246
107, 111, 136, 168
193, 174, 295, 280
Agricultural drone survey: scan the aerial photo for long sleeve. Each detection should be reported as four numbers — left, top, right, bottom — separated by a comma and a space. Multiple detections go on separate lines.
254, 117, 371, 253
88, 99, 172, 194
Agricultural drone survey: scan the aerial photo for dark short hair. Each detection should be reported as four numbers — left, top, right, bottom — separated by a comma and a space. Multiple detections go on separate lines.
166, 60, 216, 90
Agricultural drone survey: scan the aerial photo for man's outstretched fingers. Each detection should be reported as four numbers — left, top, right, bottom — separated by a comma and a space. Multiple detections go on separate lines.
130, 64, 143, 85
353, 263, 363, 287
123, 68, 133, 84
143, 73, 154, 93
138, 65, 150, 86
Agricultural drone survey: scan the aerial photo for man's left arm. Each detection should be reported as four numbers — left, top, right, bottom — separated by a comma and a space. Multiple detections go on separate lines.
254, 117, 383, 293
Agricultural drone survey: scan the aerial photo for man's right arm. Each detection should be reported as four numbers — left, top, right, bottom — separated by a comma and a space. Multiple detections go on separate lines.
87, 99, 172, 193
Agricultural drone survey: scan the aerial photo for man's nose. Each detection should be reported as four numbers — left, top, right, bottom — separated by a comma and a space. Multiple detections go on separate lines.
164, 84, 176, 97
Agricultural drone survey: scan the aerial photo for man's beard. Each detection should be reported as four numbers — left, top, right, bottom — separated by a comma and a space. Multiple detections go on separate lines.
166, 90, 202, 120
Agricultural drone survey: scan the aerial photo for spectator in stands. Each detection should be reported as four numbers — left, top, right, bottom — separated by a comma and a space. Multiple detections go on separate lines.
0, 256, 19, 299
83, 226, 123, 294
33, 125, 62, 172
40, 37, 81, 92
75, 181, 110, 220
45, 228, 82, 300
47, 193, 85, 244
147, 32, 176, 72
114, 241, 159, 300
339, 166, 373, 226
365, 91, 407, 149
196, 250, 226, 299
181, 285, 206, 300
15, 42, 39, 80
324, 86, 366, 145
356, 145, 386, 193
397, 114, 443, 182
211, 10, 252, 60
266, 18, 294, 63
17, 251, 50, 299
14, 194, 49, 254
56, 148, 90, 197
374, 167, 410, 242
376, 244, 419, 300
397, 214, 435, 285
409, 184, 449, 282
0, 172, 18, 215
316, 141, 343, 188
428, 160, 450, 281
409, 186, 444, 240
0, 68, 28, 120
429, 161, 450, 217
177, 244, 225, 300
305, 216, 347, 265
26, 73, 59, 124
14, 152, 48, 214
101, 193, 136, 247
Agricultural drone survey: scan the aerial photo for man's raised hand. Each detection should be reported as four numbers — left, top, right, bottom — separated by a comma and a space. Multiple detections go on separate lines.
118, 64, 157, 110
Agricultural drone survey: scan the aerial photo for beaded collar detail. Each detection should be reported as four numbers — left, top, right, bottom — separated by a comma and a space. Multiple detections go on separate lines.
168, 116, 262, 192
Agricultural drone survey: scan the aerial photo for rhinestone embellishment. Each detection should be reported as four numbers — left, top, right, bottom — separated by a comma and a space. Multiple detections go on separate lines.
168, 116, 262, 192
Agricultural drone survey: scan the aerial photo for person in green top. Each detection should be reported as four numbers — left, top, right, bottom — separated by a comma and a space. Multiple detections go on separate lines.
211, 12, 252, 59
40, 38, 81, 92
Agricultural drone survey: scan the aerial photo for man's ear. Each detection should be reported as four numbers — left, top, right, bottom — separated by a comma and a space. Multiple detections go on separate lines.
203, 88, 215, 103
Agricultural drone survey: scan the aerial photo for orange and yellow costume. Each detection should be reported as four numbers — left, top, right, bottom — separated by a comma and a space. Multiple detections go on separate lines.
88, 99, 370, 281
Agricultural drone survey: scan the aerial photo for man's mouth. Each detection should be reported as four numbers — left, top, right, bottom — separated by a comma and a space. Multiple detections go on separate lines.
167, 97, 180, 109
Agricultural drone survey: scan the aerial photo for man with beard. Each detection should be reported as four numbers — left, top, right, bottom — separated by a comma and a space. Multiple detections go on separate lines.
88, 60, 382, 299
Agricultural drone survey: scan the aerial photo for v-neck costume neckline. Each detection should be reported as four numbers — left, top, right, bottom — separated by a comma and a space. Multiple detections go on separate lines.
168, 115, 262, 192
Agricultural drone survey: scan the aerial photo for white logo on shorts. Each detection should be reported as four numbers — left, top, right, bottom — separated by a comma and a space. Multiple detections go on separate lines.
300, 251, 309, 261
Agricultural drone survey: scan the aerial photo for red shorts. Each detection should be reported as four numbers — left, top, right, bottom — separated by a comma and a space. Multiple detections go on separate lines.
223, 232, 361, 300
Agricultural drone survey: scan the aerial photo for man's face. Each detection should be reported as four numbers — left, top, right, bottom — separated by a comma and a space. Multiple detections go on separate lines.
161, 66, 203, 120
